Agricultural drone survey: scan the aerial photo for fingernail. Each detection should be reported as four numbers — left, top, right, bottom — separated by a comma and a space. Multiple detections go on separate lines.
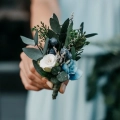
46, 81, 53, 88
61, 83, 66, 93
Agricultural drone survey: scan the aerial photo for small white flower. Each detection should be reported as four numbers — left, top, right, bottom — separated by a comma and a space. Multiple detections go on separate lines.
39, 54, 57, 72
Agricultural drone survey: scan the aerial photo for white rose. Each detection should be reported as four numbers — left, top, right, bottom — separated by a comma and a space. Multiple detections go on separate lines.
39, 54, 57, 72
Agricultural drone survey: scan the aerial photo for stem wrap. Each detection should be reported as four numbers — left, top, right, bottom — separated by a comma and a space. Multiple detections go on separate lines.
52, 83, 61, 99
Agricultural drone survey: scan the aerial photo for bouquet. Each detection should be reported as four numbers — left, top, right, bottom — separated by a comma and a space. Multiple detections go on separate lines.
20, 13, 97, 99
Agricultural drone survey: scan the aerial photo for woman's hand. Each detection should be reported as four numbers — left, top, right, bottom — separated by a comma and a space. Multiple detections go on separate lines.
19, 52, 68, 93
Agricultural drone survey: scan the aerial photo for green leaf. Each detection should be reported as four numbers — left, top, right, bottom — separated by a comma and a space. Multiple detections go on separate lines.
65, 21, 73, 47
47, 29, 59, 39
22, 48, 43, 61
34, 30, 38, 45
85, 33, 98, 38
57, 71, 68, 82
75, 56, 81, 61
85, 41, 90, 45
20, 36, 35, 45
71, 46, 76, 60
80, 22, 84, 34
59, 18, 69, 43
53, 13, 59, 23
43, 38, 49, 55
50, 77, 60, 84
50, 18, 60, 33
33, 60, 51, 79
51, 66, 61, 75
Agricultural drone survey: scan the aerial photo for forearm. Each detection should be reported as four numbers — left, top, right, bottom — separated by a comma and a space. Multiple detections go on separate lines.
30, 0, 60, 29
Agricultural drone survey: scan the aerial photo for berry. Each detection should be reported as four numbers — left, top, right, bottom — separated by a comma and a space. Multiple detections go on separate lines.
60, 47, 68, 55
49, 37, 58, 46
49, 48, 56, 55
66, 51, 72, 60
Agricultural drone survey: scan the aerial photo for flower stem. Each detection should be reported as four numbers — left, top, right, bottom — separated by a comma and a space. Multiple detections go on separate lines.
52, 83, 61, 99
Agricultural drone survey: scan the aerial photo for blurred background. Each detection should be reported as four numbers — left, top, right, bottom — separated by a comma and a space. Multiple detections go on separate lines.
0, 0, 120, 120
0, 0, 31, 120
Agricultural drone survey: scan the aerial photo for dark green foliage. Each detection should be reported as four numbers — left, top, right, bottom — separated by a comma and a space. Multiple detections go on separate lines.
75, 56, 81, 61
65, 21, 73, 47
47, 29, 59, 39
20, 36, 35, 45
80, 22, 84, 34
43, 38, 49, 55
71, 46, 75, 60
87, 52, 120, 119
51, 66, 61, 75
50, 18, 61, 33
85, 33, 98, 38
53, 13, 59, 23
34, 30, 38, 45
22, 48, 43, 61
59, 18, 69, 44
57, 71, 68, 82
50, 77, 60, 85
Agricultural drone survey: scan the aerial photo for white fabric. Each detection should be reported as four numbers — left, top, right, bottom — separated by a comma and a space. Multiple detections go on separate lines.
26, 1, 120, 120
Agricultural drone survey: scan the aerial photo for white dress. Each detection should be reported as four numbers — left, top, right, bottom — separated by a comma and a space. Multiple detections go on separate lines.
26, 0, 120, 120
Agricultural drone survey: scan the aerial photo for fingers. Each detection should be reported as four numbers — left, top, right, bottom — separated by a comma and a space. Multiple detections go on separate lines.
20, 52, 69, 93
20, 70, 41, 91
19, 52, 51, 91
45, 80, 69, 94
59, 80, 69, 94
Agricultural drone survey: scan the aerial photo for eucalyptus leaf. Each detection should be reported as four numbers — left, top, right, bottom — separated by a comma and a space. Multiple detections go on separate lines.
43, 38, 49, 55
20, 36, 35, 45
47, 29, 58, 39
59, 18, 69, 43
53, 13, 59, 23
22, 48, 43, 61
50, 18, 60, 33
51, 66, 61, 75
33, 60, 51, 79
34, 30, 38, 45
71, 46, 76, 60
85, 33, 98, 38
57, 71, 68, 82
65, 21, 73, 47
50, 77, 60, 84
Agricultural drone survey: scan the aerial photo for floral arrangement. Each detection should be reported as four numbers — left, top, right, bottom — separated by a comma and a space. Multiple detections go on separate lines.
20, 13, 97, 99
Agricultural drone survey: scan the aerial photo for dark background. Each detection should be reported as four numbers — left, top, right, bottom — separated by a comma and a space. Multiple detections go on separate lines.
0, 0, 31, 120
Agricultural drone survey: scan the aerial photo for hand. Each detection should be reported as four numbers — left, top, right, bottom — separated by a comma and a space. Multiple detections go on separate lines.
19, 52, 68, 93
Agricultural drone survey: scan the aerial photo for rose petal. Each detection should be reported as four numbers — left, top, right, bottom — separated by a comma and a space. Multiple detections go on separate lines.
39, 54, 57, 69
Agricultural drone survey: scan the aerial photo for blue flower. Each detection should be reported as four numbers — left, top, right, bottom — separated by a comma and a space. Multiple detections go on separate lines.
69, 69, 83, 80
62, 59, 82, 80
62, 63, 69, 73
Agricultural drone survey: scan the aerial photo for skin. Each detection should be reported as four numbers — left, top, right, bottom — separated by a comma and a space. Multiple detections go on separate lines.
19, 0, 68, 93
